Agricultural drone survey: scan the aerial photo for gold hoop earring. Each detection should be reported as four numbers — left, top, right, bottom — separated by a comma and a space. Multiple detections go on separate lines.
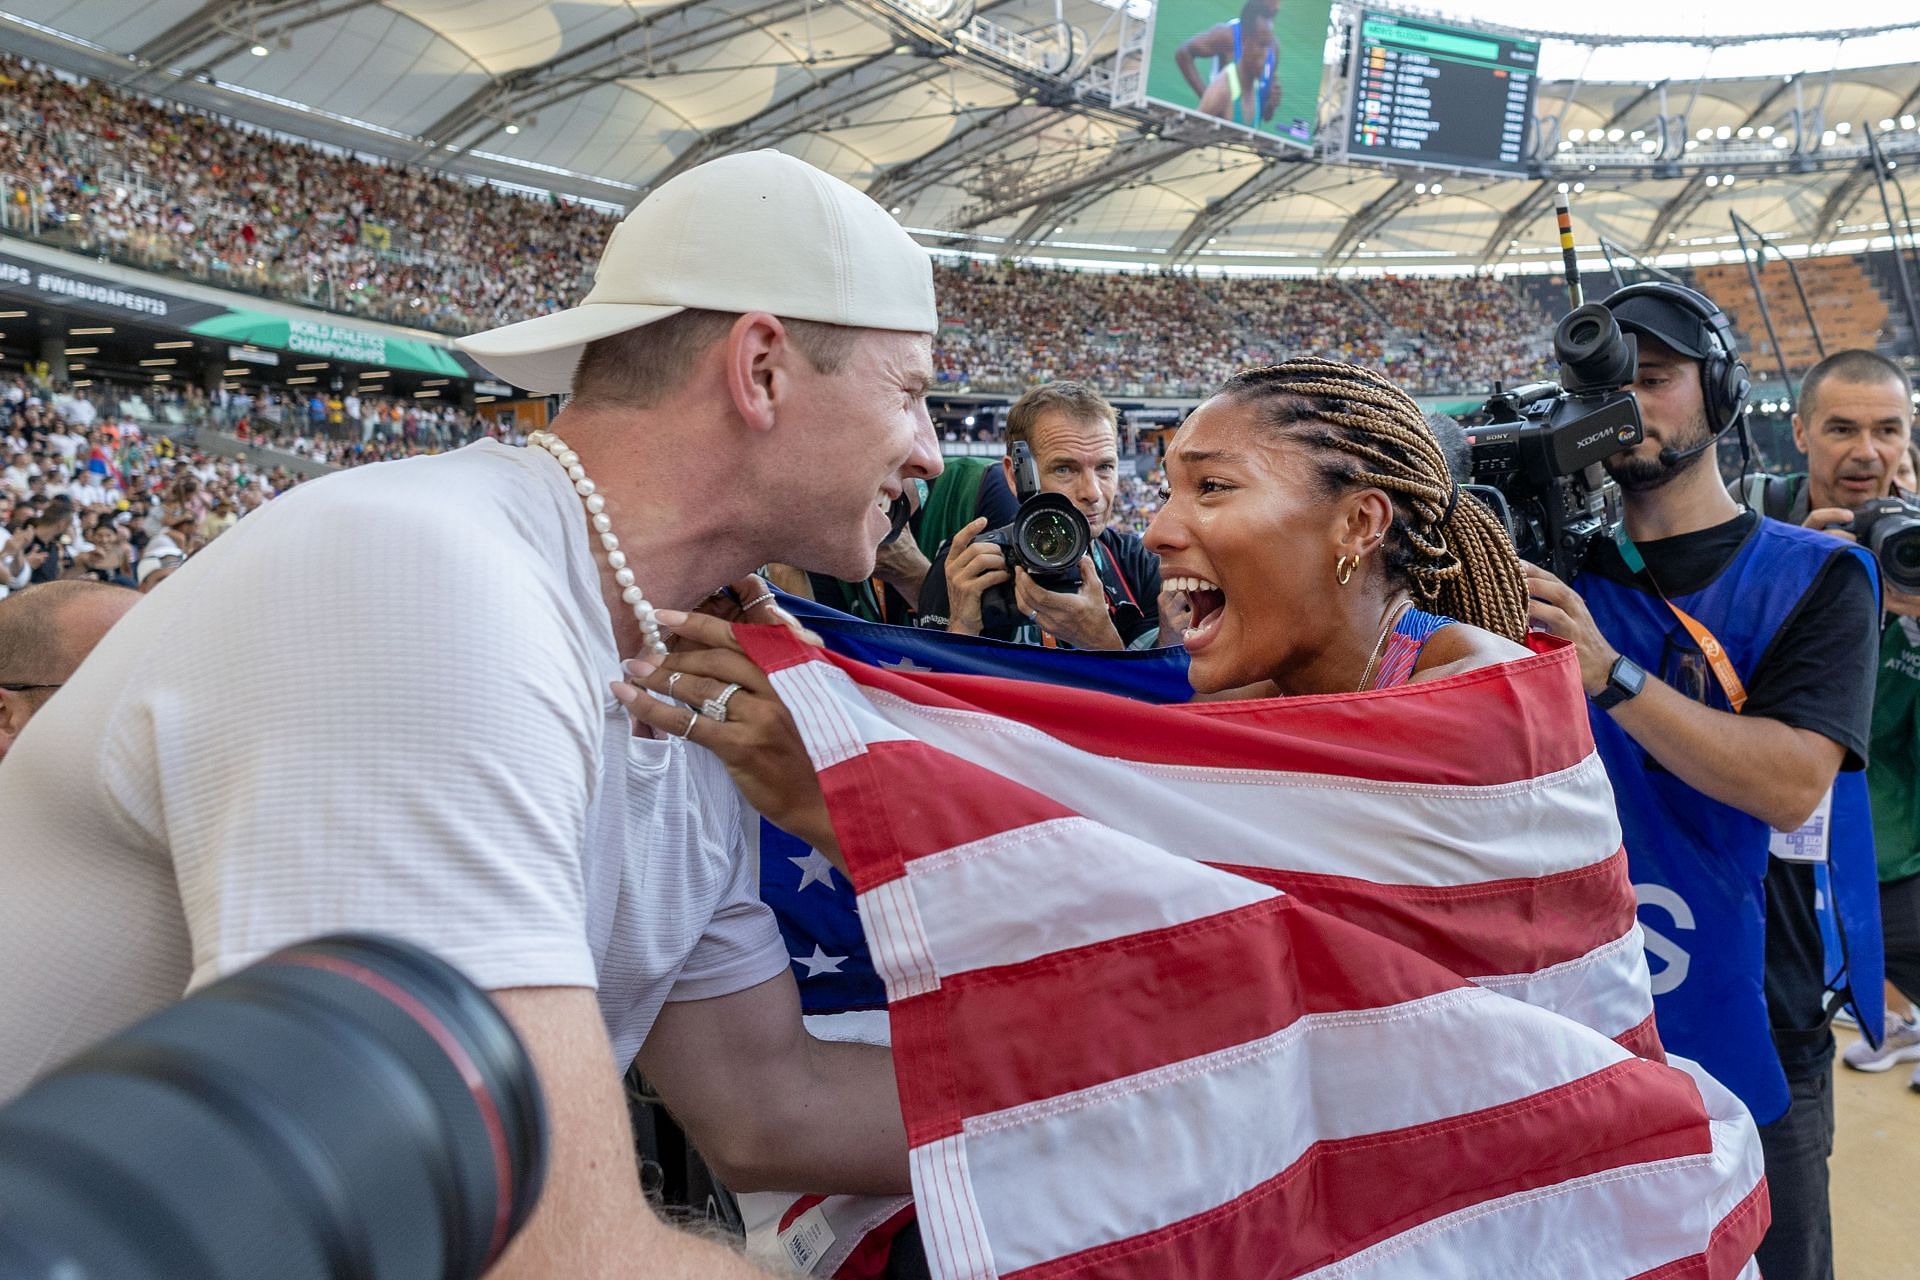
1336, 555, 1356, 586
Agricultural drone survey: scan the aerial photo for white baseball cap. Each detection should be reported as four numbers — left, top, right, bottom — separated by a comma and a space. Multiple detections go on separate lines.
456, 150, 937, 394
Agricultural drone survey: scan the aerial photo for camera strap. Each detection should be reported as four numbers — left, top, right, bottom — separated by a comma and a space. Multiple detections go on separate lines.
1612, 526, 1749, 713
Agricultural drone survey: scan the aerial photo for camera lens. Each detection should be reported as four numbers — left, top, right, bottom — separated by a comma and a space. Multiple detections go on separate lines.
0, 935, 547, 1280
1876, 521, 1920, 594
1020, 510, 1081, 568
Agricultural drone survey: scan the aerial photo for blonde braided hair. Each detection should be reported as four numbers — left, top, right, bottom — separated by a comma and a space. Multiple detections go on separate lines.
1218, 357, 1531, 642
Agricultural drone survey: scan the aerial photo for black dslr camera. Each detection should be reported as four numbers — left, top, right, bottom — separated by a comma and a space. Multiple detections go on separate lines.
1465, 304, 1645, 581
976, 440, 1091, 634
1840, 497, 1920, 594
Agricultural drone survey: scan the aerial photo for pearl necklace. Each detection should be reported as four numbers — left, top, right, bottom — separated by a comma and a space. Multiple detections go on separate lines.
528, 428, 667, 658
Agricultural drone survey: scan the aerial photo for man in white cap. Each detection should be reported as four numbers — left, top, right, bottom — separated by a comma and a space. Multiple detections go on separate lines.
0, 151, 941, 1276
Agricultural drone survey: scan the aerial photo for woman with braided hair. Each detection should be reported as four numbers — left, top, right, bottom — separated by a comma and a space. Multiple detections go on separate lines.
1147, 356, 1533, 695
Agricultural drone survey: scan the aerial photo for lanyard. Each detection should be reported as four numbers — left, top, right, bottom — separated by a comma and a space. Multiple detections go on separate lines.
1613, 526, 1749, 713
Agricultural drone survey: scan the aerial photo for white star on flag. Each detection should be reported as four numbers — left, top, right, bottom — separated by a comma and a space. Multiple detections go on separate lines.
792, 944, 847, 978
788, 848, 837, 892
883, 655, 933, 673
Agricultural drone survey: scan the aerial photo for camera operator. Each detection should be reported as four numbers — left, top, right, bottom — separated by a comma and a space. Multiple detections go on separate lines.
0, 153, 938, 1280
1523, 284, 1882, 1280
918, 382, 1163, 648
1737, 349, 1920, 1086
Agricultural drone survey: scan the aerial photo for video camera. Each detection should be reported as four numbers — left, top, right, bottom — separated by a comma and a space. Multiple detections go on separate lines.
1464, 303, 1645, 581
0, 935, 547, 1280
976, 440, 1091, 634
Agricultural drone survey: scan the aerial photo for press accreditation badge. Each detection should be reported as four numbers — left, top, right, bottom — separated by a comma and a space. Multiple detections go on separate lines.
1769, 786, 1832, 864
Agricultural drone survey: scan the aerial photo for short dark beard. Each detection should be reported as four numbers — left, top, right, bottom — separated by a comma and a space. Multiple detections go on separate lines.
1604, 407, 1714, 493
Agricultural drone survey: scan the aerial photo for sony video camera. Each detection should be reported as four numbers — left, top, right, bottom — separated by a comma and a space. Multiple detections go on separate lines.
1465, 303, 1645, 580
1840, 496, 1920, 594
977, 440, 1091, 634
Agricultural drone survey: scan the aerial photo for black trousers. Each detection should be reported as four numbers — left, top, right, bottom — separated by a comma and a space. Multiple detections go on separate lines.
1881, 870, 1920, 1008
1753, 1064, 1835, 1280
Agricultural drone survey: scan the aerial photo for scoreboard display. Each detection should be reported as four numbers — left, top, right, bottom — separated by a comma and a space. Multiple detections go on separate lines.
1349, 12, 1539, 175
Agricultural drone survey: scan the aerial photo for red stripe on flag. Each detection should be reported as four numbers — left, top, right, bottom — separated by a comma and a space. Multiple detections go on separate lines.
1210, 849, 1639, 980
892, 897, 1471, 1130
737, 627, 1595, 787
1623, 1177, 1770, 1280
817, 740, 1079, 889
1616, 1011, 1667, 1062
1000, 1057, 1717, 1280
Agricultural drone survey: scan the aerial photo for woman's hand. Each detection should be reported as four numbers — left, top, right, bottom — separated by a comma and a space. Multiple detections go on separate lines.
612, 579, 844, 872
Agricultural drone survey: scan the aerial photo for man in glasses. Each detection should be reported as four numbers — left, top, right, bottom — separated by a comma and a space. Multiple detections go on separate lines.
0, 580, 137, 762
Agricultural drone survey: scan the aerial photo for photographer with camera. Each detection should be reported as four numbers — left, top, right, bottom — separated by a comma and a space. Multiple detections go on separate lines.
917, 382, 1163, 648
1736, 349, 1920, 1088
1522, 284, 1883, 1280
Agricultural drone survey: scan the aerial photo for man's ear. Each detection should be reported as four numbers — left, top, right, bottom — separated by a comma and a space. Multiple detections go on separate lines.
0, 689, 27, 739
1790, 413, 1809, 455
721, 313, 795, 436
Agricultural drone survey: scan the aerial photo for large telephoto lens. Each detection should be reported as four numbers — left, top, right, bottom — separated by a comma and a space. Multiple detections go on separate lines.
0, 934, 547, 1280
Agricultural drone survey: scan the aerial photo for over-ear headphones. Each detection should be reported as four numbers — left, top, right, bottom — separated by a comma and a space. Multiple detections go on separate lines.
1599, 281, 1752, 434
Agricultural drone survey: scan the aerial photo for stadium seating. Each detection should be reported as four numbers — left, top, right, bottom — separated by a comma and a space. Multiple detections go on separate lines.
1696, 258, 1890, 374
1, 53, 1562, 398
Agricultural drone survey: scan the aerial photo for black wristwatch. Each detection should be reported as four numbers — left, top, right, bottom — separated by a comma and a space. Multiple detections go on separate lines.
1590, 655, 1646, 711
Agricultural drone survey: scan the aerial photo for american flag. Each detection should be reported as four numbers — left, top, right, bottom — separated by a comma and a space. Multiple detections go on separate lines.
739, 615, 1766, 1279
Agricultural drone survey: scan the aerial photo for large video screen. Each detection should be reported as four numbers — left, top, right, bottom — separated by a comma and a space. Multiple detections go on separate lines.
1144, 0, 1336, 148
1348, 12, 1539, 175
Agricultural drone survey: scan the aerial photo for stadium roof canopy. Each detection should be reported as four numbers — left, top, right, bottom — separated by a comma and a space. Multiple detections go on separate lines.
7, 0, 1920, 273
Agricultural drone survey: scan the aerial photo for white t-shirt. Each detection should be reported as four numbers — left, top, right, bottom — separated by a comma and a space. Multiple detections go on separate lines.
0, 441, 788, 1100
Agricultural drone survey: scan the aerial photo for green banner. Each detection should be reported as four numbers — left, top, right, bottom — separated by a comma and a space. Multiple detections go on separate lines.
188, 310, 466, 377
1361, 17, 1500, 63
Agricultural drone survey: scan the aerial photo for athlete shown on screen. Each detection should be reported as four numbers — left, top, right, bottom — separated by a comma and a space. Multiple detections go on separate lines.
1174, 0, 1281, 128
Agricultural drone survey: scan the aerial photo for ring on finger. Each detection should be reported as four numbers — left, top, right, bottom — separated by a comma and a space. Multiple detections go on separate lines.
701, 681, 744, 723
672, 705, 699, 740
738, 591, 776, 613
666, 671, 684, 697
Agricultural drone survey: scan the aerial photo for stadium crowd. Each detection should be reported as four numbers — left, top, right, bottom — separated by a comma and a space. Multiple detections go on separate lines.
929, 262, 1553, 397
0, 371, 509, 599
1, 53, 1554, 397
0, 54, 603, 332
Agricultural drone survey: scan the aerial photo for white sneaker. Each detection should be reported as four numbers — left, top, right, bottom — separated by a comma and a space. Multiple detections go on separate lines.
1843, 1016, 1920, 1072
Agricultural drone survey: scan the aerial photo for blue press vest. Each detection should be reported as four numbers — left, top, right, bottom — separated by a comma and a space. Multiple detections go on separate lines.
1578, 518, 1885, 1124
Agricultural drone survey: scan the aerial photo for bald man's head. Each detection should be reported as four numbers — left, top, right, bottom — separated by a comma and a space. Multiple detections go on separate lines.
0, 581, 138, 753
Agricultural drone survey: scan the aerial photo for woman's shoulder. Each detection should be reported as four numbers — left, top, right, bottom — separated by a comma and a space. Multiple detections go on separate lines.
1408, 620, 1532, 685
